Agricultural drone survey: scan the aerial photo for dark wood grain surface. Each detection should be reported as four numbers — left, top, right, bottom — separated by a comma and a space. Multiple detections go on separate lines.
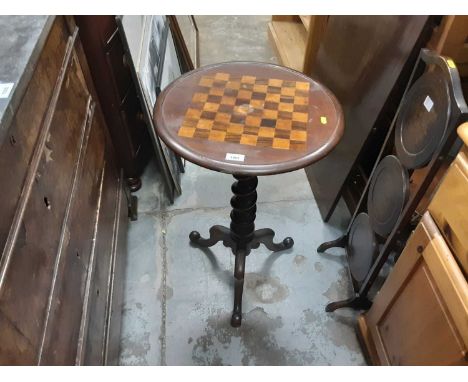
304, 16, 431, 220
154, 62, 344, 175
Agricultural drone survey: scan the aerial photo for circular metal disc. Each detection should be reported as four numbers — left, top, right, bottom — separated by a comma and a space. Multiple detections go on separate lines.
395, 69, 451, 169
367, 155, 410, 238
347, 212, 378, 283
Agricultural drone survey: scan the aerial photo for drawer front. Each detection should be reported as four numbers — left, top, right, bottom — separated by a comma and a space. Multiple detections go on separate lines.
367, 213, 468, 365
0, 17, 70, 255
0, 30, 88, 364
429, 148, 468, 276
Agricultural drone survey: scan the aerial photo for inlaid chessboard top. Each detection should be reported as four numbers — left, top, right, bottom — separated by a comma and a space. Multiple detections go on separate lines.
154, 62, 344, 176
178, 72, 311, 151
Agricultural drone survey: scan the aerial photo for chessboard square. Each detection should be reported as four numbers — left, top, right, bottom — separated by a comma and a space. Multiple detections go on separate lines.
197, 119, 214, 130
276, 119, 292, 130
250, 108, 264, 117
240, 83, 254, 91
280, 96, 294, 104
260, 118, 276, 128
199, 77, 214, 87
240, 134, 258, 146
227, 123, 244, 135
238, 89, 252, 99
203, 102, 220, 112
221, 96, 236, 105
224, 88, 239, 97
214, 112, 231, 124
295, 89, 309, 97
181, 118, 198, 128
213, 79, 228, 88
290, 140, 307, 150
258, 126, 275, 138
274, 129, 291, 139
278, 103, 294, 112
244, 125, 260, 135
215, 72, 230, 81
245, 115, 262, 126
226, 81, 241, 90
190, 101, 204, 110
268, 78, 283, 87
282, 80, 296, 88
293, 112, 309, 123
207, 94, 222, 103
185, 108, 202, 119
267, 86, 281, 94
178, 126, 196, 138
192, 92, 208, 103
200, 110, 216, 120
252, 92, 266, 100
263, 109, 278, 120
264, 101, 279, 110
278, 110, 293, 119
292, 121, 307, 130
253, 84, 268, 93
194, 129, 210, 139
209, 129, 226, 142
294, 96, 309, 105
257, 136, 273, 147
281, 87, 295, 97
290, 130, 307, 142
255, 78, 268, 86
265, 93, 281, 103
296, 81, 310, 91
272, 138, 290, 150
293, 104, 308, 113
230, 114, 245, 124
235, 98, 251, 106
218, 104, 234, 114
209, 87, 224, 96
213, 121, 229, 131
225, 132, 242, 144
241, 75, 256, 84
250, 99, 264, 108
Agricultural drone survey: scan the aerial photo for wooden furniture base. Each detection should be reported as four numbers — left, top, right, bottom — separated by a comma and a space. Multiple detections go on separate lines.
189, 175, 293, 327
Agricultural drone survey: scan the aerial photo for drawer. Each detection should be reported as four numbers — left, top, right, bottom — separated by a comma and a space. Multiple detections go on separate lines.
0, 17, 70, 256
428, 147, 468, 276
364, 212, 468, 365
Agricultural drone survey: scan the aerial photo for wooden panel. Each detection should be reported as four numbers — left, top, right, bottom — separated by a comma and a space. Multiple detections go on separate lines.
268, 20, 307, 72
104, 168, 128, 365
0, 17, 69, 255
80, 150, 120, 365
304, 16, 431, 221
361, 213, 468, 365
429, 150, 468, 276
0, 30, 85, 364
39, 100, 107, 365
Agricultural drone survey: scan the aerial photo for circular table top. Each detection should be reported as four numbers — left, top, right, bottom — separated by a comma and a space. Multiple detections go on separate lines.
154, 61, 344, 176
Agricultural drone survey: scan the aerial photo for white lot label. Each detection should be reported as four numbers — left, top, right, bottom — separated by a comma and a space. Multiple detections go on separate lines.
0, 83, 14, 99
225, 153, 245, 162
423, 95, 434, 112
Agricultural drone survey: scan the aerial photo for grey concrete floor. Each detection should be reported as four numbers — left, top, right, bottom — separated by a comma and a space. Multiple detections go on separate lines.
119, 16, 365, 366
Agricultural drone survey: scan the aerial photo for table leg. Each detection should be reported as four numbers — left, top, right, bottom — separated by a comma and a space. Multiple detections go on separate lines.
189, 174, 294, 327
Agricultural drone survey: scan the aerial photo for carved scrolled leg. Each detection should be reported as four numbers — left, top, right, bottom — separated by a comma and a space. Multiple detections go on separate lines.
317, 235, 347, 253
251, 228, 294, 252
325, 295, 372, 312
189, 225, 232, 248
231, 249, 246, 327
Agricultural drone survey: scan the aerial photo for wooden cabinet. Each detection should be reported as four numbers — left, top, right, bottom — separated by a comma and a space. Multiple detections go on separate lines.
357, 213, 468, 365
0, 16, 127, 365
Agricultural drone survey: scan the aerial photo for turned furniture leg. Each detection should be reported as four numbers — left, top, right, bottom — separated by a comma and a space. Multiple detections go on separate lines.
251, 228, 294, 252
189, 225, 234, 248
317, 234, 347, 253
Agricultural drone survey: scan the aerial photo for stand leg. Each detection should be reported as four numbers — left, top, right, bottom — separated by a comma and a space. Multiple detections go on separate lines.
317, 235, 347, 253
231, 249, 246, 327
251, 228, 294, 252
325, 295, 372, 312
189, 225, 234, 248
